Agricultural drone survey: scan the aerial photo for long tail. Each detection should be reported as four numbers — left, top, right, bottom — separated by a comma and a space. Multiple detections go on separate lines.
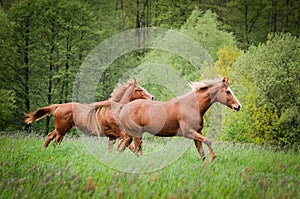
24, 104, 59, 124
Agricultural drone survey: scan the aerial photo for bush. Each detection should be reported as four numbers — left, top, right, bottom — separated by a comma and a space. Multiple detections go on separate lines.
223, 33, 300, 148
275, 106, 300, 149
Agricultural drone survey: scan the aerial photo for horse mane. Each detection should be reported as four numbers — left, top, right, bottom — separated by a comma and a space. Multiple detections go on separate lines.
86, 80, 135, 133
189, 78, 223, 92
110, 80, 136, 102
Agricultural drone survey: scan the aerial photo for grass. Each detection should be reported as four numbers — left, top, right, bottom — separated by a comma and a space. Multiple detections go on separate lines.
0, 131, 299, 199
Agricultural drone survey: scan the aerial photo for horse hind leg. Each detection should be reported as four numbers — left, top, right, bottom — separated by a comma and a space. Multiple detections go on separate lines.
53, 133, 64, 147
44, 130, 57, 148
117, 135, 133, 152
52, 122, 72, 147
133, 137, 143, 156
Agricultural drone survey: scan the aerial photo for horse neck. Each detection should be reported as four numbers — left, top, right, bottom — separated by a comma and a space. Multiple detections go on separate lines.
195, 86, 220, 115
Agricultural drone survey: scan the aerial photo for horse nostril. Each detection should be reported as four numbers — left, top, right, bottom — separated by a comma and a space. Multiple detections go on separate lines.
152, 96, 155, 101
234, 105, 241, 111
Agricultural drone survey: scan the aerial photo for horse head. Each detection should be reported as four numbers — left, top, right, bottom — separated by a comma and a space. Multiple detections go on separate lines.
216, 77, 241, 112
111, 79, 154, 104
130, 80, 155, 101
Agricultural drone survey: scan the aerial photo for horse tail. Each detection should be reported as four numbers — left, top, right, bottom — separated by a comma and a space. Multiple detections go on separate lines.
24, 104, 59, 124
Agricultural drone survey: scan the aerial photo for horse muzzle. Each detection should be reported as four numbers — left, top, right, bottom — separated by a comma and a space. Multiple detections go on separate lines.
233, 104, 241, 112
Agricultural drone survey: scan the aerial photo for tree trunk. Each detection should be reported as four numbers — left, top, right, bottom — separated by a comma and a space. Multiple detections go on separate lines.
136, 0, 141, 48
272, 0, 278, 32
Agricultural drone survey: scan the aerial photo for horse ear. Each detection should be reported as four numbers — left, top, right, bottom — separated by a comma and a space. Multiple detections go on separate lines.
223, 77, 229, 88
133, 78, 137, 85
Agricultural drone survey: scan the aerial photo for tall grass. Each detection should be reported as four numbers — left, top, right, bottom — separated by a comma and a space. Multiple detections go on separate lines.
1, 132, 299, 199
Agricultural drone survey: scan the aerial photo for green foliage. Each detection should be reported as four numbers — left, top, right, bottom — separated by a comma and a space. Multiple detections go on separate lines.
222, 82, 255, 143
215, 45, 243, 77
223, 33, 300, 148
8, 0, 99, 131
0, 133, 299, 198
0, 8, 17, 130
181, 9, 236, 60
0, 7, 15, 90
151, 0, 195, 29
202, 0, 300, 49
276, 106, 300, 149
1, 0, 299, 149
139, 9, 238, 100
0, 89, 16, 130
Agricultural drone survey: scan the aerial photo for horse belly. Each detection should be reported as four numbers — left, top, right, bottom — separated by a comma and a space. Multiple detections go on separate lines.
145, 119, 180, 137
143, 103, 180, 137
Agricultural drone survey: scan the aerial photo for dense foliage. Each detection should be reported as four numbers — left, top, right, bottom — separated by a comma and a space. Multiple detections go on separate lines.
0, 0, 299, 148
222, 33, 300, 149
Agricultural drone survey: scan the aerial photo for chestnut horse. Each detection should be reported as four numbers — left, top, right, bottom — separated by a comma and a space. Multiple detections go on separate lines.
117, 77, 241, 162
25, 80, 154, 149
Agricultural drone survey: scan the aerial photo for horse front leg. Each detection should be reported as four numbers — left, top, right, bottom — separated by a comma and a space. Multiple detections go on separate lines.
194, 140, 206, 162
185, 129, 216, 162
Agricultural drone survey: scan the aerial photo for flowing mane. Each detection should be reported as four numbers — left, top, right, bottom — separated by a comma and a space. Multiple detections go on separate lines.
110, 80, 136, 102
189, 78, 223, 92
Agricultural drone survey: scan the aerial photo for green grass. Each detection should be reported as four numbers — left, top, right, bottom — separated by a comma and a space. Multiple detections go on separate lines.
0, 131, 299, 199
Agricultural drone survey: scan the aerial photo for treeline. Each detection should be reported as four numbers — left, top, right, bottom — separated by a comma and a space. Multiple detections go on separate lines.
0, 0, 299, 148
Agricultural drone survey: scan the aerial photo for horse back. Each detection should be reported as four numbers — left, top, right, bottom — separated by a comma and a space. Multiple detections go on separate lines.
119, 98, 181, 136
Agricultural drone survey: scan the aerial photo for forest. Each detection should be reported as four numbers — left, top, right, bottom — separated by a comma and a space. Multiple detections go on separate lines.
0, 0, 299, 149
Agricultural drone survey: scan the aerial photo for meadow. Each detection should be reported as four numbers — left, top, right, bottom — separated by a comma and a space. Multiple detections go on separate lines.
0, 131, 299, 199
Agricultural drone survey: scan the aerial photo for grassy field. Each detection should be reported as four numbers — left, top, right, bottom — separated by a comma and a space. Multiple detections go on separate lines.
0, 132, 299, 199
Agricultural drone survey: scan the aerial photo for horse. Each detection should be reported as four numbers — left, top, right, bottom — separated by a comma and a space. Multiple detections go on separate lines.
117, 77, 241, 162
25, 80, 154, 149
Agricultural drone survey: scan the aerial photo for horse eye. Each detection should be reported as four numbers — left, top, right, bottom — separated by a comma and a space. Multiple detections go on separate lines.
226, 90, 231, 94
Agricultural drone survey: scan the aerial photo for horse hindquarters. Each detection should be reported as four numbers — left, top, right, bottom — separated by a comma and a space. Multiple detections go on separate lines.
43, 107, 74, 148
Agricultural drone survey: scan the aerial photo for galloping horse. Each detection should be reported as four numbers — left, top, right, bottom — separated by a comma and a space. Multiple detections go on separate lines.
117, 77, 241, 162
25, 80, 154, 149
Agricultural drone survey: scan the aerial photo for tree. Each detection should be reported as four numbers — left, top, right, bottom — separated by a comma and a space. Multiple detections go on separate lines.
8, 0, 99, 133
215, 45, 243, 77
0, 8, 16, 130
181, 9, 236, 61
8, 0, 38, 129
198, 0, 300, 49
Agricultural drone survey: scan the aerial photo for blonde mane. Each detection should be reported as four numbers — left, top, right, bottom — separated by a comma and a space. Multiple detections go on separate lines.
189, 78, 223, 92
87, 80, 137, 136
110, 80, 136, 102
